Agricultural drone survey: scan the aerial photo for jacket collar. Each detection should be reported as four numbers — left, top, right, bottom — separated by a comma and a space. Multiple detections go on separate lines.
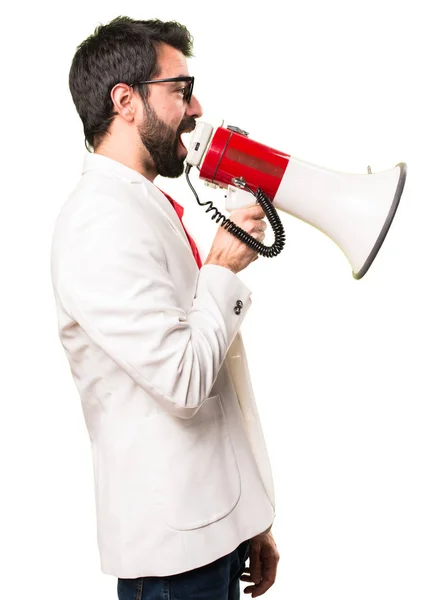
81, 152, 193, 254
82, 152, 147, 183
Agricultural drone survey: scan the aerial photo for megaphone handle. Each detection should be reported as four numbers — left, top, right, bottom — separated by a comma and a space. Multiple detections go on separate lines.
185, 166, 286, 258
222, 187, 286, 258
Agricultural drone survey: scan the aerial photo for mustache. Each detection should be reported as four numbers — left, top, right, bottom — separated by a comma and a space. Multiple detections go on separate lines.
177, 117, 196, 136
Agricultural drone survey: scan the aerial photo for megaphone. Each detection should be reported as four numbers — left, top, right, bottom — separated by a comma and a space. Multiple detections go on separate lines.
185, 122, 406, 279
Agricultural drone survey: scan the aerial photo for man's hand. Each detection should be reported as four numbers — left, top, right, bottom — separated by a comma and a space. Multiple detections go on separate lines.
240, 531, 280, 597
204, 205, 267, 274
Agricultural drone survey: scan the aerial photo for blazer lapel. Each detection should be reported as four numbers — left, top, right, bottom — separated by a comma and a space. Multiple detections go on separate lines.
134, 180, 197, 264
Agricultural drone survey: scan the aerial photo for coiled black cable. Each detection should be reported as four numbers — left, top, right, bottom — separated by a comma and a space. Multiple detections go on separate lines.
185, 164, 286, 258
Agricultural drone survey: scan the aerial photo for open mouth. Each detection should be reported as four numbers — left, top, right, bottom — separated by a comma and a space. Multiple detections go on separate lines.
179, 132, 190, 153
178, 122, 196, 155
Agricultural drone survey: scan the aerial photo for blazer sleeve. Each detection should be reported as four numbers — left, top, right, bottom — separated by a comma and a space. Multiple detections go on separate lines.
57, 194, 252, 418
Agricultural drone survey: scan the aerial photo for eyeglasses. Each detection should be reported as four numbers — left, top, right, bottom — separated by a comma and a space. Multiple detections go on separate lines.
129, 76, 195, 104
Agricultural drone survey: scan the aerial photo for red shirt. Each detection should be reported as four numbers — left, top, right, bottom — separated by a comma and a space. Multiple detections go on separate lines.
161, 190, 203, 269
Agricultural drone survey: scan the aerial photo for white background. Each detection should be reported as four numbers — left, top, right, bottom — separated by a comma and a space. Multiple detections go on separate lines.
1, 1, 425, 598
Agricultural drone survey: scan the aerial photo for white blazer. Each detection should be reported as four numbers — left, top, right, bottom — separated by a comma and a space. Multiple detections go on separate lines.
50, 153, 275, 578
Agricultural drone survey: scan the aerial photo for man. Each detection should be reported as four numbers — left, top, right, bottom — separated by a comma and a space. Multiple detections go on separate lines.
51, 16, 279, 599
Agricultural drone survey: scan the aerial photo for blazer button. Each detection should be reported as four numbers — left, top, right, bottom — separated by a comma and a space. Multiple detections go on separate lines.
234, 300, 243, 315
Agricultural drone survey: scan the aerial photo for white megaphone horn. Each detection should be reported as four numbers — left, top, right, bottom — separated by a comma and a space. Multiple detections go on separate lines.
185, 122, 407, 279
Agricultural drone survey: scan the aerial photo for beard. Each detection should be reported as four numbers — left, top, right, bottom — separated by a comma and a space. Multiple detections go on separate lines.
138, 101, 196, 178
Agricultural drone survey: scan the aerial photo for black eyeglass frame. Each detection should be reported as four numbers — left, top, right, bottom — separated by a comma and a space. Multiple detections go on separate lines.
129, 76, 194, 103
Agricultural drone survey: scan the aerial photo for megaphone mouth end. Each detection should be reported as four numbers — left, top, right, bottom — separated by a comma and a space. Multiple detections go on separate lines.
352, 162, 407, 280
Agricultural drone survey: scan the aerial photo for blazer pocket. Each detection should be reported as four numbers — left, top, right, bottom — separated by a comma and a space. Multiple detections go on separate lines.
147, 394, 241, 531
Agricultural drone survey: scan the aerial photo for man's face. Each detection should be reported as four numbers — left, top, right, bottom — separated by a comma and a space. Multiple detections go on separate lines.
138, 99, 196, 178
138, 43, 203, 178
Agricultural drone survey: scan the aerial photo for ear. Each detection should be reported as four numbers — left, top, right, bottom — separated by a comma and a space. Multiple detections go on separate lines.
110, 83, 136, 122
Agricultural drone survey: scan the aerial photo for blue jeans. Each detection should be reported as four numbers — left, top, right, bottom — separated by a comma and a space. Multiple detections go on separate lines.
117, 539, 251, 600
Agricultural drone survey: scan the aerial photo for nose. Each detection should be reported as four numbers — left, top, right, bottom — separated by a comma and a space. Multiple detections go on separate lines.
186, 94, 203, 119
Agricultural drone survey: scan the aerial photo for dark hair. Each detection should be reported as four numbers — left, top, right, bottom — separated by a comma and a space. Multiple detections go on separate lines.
69, 16, 194, 151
